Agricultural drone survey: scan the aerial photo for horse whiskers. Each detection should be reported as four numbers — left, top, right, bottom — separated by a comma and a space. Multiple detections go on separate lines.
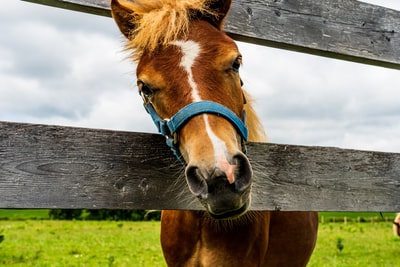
200, 210, 266, 232
166, 164, 200, 208
166, 164, 185, 190
249, 160, 270, 176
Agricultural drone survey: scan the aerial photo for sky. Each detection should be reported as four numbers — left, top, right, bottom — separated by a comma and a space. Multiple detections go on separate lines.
1, 0, 400, 153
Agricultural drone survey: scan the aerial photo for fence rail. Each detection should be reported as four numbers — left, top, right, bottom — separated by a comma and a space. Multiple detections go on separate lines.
2, 121, 400, 211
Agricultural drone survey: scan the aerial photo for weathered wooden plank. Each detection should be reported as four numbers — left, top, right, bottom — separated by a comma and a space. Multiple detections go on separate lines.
22, 0, 111, 16
249, 143, 400, 212
21, 0, 400, 69
228, 0, 400, 69
0, 121, 194, 210
1, 121, 400, 211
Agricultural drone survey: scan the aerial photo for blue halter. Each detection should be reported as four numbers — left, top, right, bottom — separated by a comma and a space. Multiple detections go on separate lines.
142, 99, 248, 162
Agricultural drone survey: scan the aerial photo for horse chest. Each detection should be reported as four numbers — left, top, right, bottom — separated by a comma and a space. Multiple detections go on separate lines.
198, 224, 269, 266
161, 211, 270, 267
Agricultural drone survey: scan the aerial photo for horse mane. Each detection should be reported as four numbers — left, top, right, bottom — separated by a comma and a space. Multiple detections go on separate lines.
243, 91, 267, 143
123, 0, 217, 60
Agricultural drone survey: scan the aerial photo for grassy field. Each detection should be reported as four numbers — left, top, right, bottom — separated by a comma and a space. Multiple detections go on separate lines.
0, 220, 165, 266
309, 222, 400, 267
0, 209, 49, 220
0, 210, 399, 266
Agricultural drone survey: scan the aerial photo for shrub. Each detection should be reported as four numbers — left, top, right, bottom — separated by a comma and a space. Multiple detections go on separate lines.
336, 237, 344, 252
49, 209, 82, 220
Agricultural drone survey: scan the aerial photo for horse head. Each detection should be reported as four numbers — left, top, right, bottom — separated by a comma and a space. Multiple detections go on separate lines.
111, 0, 258, 219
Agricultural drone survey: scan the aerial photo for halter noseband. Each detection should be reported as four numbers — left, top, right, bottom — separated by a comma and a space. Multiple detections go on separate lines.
142, 97, 248, 163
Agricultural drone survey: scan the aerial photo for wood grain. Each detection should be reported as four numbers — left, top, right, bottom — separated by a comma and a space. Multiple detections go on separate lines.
2, 121, 400, 211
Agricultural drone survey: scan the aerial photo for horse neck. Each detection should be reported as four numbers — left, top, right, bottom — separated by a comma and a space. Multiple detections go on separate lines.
243, 90, 267, 143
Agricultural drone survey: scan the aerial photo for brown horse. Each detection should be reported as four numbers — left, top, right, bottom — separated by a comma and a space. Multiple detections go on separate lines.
110, 0, 318, 266
393, 213, 400, 236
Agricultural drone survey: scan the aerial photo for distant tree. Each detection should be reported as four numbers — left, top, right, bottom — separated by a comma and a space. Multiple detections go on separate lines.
48, 209, 160, 221
49, 209, 82, 220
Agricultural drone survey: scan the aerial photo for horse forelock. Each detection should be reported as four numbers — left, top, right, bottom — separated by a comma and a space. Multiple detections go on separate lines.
124, 0, 216, 60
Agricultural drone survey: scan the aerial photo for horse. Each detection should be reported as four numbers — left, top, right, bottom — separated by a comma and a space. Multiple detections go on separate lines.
110, 0, 318, 266
393, 213, 400, 236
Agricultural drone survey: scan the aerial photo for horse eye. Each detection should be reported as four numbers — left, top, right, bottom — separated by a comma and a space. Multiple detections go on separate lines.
138, 81, 153, 97
232, 56, 242, 73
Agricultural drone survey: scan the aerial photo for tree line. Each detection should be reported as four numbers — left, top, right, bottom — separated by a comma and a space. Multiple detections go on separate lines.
48, 209, 161, 221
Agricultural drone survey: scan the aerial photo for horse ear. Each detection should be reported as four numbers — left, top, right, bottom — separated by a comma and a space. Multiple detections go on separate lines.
110, 0, 137, 39
207, 0, 232, 29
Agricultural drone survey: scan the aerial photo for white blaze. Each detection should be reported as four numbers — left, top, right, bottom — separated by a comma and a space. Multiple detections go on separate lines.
174, 40, 234, 181
174, 40, 202, 102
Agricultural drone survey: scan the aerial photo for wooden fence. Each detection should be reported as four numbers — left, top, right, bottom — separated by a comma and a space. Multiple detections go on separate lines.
1, 0, 400, 211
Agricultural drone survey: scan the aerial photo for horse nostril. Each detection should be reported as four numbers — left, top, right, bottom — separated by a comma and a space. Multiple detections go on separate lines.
185, 154, 252, 197
233, 153, 253, 193
185, 166, 208, 198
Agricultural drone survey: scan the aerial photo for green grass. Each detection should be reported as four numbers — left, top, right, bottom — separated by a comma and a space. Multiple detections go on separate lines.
309, 222, 400, 267
0, 220, 165, 266
1, 211, 399, 266
0, 209, 49, 220
319, 212, 396, 223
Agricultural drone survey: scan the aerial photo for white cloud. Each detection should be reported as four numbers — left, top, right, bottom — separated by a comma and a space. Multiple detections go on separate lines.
361, 0, 400, 10
237, 38, 400, 152
40, 88, 155, 133
0, 1, 149, 128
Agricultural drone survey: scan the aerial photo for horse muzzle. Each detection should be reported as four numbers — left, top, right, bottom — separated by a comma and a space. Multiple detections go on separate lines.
185, 153, 253, 219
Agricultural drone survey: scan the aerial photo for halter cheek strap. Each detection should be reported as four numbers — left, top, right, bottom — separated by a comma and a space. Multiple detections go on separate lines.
143, 100, 248, 163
